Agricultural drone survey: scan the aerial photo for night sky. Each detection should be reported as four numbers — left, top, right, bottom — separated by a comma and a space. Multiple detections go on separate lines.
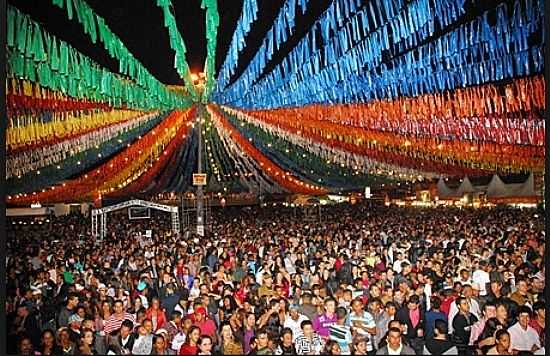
8, 0, 332, 86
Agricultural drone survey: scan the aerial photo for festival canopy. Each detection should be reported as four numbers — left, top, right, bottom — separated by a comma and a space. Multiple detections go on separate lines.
6, 0, 545, 205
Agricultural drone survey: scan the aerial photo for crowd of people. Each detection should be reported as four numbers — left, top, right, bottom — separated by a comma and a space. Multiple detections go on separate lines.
6, 201, 546, 355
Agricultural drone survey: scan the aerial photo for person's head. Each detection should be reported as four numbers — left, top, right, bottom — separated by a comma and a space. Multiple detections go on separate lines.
17, 304, 29, 318
120, 320, 134, 338
407, 295, 420, 311
263, 274, 273, 288
351, 298, 364, 314
153, 335, 166, 351
517, 306, 532, 329
256, 328, 269, 349
353, 336, 368, 355
280, 327, 293, 347
142, 318, 153, 334
516, 278, 529, 295
220, 322, 233, 342
113, 299, 124, 315
324, 297, 336, 314
490, 281, 502, 295
301, 320, 314, 337
187, 326, 201, 344
495, 329, 511, 351
462, 284, 473, 298
386, 301, 397, 317
67, 293, 79, 308
324, 340, 341, 355
483, 302, 497, 319
245, 312, 256, 328
195, 306, 207, 322
456, 297, 469, 313
81, 328, 94, 346
496, 303, 508, 323
151, 297, 161, 310
198, 335, 213, 354
434, 319, 448, 338
430, 297, 441, 311
368, 298, 382, 315
59, 328, 71, 343
336, 307, 347, 323
41, 329, 56, 347
387, 327, 402, 350
171, 310, 182, 324
19, 335, 34, 355
532, 301, 545, 320
302, 292, 312, 304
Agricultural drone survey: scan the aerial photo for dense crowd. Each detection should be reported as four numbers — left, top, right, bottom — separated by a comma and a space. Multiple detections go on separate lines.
6, 202, 546, 355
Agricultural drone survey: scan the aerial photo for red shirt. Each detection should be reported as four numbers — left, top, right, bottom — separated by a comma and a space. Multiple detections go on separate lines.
179, 344, 198, 355
194, 319, 217, 338
441, 296, 456, 317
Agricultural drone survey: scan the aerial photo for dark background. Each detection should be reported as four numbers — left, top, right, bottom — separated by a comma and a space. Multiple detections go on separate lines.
8, 0, 332, 86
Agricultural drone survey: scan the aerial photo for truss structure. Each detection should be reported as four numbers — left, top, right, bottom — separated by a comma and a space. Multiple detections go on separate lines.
91, 199, 180, 240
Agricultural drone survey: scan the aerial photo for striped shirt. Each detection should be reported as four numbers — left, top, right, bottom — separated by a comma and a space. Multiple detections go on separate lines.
347, 311, 376, 351
295, 333, 324, 355
103, 312, 136, 334
329, 324, 353, 354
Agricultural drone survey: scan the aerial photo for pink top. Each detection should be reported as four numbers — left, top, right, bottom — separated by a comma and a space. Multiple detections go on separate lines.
409, 308, 420, 328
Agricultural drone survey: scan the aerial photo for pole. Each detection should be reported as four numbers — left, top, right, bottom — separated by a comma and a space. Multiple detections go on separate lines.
196, 105, 205, 236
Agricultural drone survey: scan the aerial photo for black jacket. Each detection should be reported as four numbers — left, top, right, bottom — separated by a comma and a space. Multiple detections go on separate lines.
395, 306, 426, 340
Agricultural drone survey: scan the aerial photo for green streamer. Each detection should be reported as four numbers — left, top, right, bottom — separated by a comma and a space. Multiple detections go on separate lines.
48, 0, 190, 106
7, 5, 192, 110
155, 0, 197, 100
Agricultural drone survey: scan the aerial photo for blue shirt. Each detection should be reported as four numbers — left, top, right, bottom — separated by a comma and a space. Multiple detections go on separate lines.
425, 310, 447, 337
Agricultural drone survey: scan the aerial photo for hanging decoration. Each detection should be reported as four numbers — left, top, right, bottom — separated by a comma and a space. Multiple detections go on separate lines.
7, 113, 165, 194
215, 0, 260, 94
6, 111, 164, 180
7, 6, 190, 110
211, 0, 312, 104
49, 0, 191, 106
208, 105, 327, 194
202, 0, 220, 100
8, 108, 196, 205
156, 0, 198, 100
221, 0, 544, 108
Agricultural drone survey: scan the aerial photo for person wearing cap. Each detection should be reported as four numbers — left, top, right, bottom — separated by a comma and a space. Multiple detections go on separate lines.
192, 306, 217, 344
67, 313, 83, 343
283, 304, 309, 342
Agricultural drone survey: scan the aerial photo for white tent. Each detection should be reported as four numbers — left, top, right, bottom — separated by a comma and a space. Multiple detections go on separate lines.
456, 176, 476, 196
487, 173, 536, 198
437, 177, 455, 198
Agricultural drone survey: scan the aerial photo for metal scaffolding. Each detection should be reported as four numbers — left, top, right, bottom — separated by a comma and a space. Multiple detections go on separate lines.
91, 199, 180, 240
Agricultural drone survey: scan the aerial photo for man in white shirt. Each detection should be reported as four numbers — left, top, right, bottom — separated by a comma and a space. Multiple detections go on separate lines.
472, 261, 491, 297
508, 306, 541, 353
284, 305, 309, 342
448, 285, 480, 334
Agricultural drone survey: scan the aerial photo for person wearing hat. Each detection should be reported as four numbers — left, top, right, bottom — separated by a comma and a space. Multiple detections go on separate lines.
192, 306, 217, 344
68, 313, 84, 344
